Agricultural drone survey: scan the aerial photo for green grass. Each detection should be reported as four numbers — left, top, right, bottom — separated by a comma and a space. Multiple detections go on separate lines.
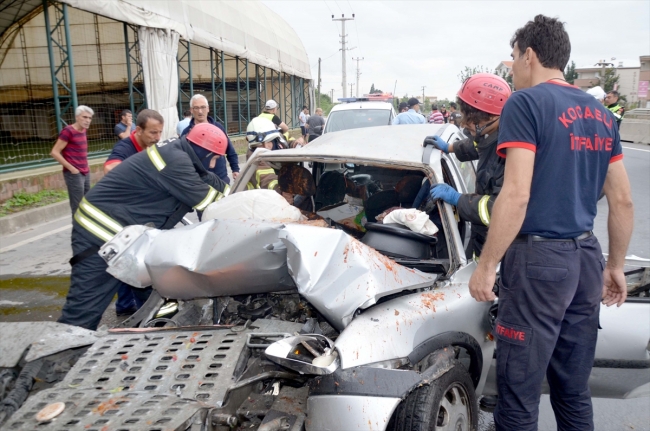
0, 189, 68, 217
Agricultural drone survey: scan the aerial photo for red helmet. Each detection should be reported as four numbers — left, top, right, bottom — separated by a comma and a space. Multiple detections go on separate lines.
457, 73, 511, 116
186, 123, 228, 155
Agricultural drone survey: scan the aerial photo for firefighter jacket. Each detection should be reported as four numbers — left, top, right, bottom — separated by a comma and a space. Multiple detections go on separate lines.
74, 137, 229, 246
453, 131, 503, 245
245, 149, 280, 192
607, 103, 624, 126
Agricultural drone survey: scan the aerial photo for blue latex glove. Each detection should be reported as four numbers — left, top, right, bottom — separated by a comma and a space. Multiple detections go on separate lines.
430, 183, 461, 206
424, 135, 449, 153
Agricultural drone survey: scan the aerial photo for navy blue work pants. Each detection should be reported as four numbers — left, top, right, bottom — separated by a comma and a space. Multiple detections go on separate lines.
494, 234, 604, 431
59, 225, 151, 330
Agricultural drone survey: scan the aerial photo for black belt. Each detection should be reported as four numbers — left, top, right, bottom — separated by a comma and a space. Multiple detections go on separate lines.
515, 231, 593, 242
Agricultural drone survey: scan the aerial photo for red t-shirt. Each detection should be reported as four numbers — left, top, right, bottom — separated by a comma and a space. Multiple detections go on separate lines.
58, 125, 89, 174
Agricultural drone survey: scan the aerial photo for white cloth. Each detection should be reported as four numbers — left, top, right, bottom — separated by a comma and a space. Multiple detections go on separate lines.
139, 27, 180, 141
382, 209, 438, 236
203, 189, 303, 222
586, 86, 606, 102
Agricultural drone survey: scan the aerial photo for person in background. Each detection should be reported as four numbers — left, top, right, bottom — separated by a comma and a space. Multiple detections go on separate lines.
104, 109, 164, 175
50, 105, 94, 216
114, 109, 135, 140
605, 90, 625, 127
428, 105, 444, 124
449, 102, 462, 127
398, 102, 409, 113
440, 105, 450, 123
306, 108, 326, 142
181, 94, 240, 184
392, 98, 426, 124
176, 110, 192, 136
259, 99, 289, 133
299, 106, 310, 140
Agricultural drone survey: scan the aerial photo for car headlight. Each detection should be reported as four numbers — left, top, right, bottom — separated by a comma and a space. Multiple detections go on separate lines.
265, 334, 339, 375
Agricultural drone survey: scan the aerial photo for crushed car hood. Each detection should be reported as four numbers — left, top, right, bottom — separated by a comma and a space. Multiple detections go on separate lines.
102, 220, 436, 330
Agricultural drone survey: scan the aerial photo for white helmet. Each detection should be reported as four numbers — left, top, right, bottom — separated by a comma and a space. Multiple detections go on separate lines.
246, 117, 286, 150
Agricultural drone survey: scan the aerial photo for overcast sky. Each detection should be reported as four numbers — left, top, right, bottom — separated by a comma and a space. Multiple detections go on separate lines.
261, 1, 650, 101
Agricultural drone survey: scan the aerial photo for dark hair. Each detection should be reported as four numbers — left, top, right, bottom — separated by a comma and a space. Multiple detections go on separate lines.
136, 109, 164, 129
450, 102, 457, 109
607, 90, 619, 98
510, 15, 571, 71
457, 97, 492, 127
431, 105, 438, 110
302, 106, 307, 110
120, 109, 132, 118
183, 110, 192, 117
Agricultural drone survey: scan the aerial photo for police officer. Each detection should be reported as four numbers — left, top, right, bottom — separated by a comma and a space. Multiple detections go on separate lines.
605, 90, 625, 127
468, 15, 633, 431
59, 123, 231, 330
425, 73, 511, 258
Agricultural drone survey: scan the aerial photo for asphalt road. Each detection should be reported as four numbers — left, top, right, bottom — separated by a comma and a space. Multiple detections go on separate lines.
0, 143, 648, 430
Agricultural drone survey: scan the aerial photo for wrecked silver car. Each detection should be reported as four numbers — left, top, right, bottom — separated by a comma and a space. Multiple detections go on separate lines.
1, 124, 648, 431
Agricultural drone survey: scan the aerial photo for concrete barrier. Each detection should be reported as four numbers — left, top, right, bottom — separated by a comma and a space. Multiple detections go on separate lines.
620, 119, 650, 144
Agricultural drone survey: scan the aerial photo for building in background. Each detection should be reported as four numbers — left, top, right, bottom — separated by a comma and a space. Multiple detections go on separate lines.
495, 61, 512, 77
0, 0, 313, 172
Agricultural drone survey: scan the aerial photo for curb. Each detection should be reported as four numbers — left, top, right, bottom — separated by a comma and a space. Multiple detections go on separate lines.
0, 200, 71, 236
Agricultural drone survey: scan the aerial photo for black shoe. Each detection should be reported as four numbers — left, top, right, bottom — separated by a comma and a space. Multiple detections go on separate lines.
116, 307, 138, 317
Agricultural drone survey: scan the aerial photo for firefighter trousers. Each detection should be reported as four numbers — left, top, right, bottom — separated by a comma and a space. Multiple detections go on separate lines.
494, 234, 604, 431
58, 226, 150, 330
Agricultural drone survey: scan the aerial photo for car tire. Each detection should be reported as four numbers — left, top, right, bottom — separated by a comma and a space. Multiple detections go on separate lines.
389, 359, 478, 431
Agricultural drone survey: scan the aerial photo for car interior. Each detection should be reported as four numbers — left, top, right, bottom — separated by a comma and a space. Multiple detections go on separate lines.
266, 160, 468, 274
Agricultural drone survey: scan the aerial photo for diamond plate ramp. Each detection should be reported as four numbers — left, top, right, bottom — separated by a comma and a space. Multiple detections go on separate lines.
60, 328, 247, 406
1, 388, 201, 431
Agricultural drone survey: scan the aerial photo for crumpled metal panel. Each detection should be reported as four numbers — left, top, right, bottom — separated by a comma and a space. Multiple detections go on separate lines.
143, 219, 295, 299
1, 388, 202, 431
279, 224, 437, 330
101, 225, 160, 288
60, 327, 248, 406
0, 322, 98, 368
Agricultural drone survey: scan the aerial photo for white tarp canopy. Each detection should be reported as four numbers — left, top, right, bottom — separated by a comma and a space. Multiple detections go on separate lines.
60, 0, 311, 80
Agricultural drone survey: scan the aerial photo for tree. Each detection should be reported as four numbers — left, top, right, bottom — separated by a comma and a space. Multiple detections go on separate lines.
564, 60, 578, 84
369, 84, 382, 94
496, 70, 514, 91
458, 65, 493, 83
601, 67, 619, 93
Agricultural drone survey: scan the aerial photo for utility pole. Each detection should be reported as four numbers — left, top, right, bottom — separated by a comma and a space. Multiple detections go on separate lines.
332, 14, 355, 98
421, 86, 426, 107
349, 83, 354, 97
331, 89, 334, 102
352, 57, 364, 97
317, 57, 321, 108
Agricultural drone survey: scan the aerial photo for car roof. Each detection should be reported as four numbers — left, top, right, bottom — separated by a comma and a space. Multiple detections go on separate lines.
260, 124, 457, 166
329, 101, 394, 112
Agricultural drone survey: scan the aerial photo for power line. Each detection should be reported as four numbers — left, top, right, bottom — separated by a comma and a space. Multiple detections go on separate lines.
333, 0, 344, 14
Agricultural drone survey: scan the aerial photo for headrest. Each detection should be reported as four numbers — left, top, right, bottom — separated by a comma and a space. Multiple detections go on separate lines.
278, 164, 317, 196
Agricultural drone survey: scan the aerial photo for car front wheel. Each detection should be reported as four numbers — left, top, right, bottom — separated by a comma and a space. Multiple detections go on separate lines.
389, 359, 478, 431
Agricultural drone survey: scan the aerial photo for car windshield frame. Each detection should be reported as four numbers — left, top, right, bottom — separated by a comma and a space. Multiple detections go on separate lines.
324, 108, 392, 133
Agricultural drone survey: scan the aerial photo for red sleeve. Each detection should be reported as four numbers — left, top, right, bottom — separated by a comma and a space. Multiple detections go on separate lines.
609, 154, 623, 164
496, 142, 537, 158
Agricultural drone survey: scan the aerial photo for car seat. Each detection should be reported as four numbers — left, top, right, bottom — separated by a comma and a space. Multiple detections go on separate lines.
278, 164, 317, 212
